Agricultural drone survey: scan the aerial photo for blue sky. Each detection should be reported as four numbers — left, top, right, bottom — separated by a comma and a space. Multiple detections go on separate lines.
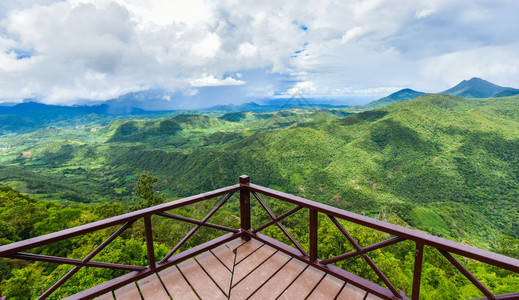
1, 0, 519, 108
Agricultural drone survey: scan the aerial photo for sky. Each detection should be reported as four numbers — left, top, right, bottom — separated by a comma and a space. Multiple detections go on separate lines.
1, 0, 519, 108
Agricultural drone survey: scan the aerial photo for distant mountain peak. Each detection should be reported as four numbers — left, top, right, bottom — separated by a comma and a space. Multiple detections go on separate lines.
467, 77, 486, 82
361, 88, 426, 110
441, 77, 514, 98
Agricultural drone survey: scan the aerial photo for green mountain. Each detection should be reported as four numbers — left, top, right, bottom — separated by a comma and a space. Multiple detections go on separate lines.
115, 94, 516, 244
441, 77, 513, 98
362, 88, 425, 110
206, 100, 349, 113
0, 102, 185, 135
350, 77, 518, 113
494, 89, 519, 98
0, 114, 43, 133
206, 102, 264, 112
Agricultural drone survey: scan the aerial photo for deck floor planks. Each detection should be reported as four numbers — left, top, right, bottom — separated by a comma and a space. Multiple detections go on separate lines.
210, 244, 235, 271
137, 273, 170, 300
247, 258, 307, 300
278, 265, 326, 299
230, 251, 291, 300
158, 266, 199, 300
307, 273, 345, 299
209, 237, 247, 271
95, 292, 114, 300
336, 283, 368, 300
113, 283, 141, 299
195, 250, 232, 296
232, 243, 276, 284
224, 236, 247, 250
98, 237, 372, 300
234, 238, 263, 263
177, 258, 227, 300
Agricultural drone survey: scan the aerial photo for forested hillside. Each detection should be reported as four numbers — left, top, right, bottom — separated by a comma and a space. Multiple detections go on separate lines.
1, 94, 519, 298
1, 94, 518, 246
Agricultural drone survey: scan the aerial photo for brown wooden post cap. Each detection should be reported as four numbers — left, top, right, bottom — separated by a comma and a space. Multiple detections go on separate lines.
239, 175, 250, 184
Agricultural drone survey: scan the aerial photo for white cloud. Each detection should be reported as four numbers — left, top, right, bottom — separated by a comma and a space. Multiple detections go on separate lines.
189, 75, 245, 87
121, 0, 211, 26
422, 46, 519, 89
287, 81, 319, 95
341, 26, 366, 44
354, 87, 401, 94
238, 42, 258, 58
192, 32, 221, 59
0, 0, 518, 105
415, 9, 434, 19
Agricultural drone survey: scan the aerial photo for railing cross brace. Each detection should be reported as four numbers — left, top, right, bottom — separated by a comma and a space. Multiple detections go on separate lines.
327, 215, 402, 299
157, 212, 238, 233
252, 191, 308, 257
439, 250, 496, 300
38, 221, 134, 299
252, 205, 303, 233
159, 191, 235, 264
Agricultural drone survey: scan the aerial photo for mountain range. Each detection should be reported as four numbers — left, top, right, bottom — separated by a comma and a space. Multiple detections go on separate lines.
1, 92, 518, 246
1, 77, 517, 134
359, 77, 519, 110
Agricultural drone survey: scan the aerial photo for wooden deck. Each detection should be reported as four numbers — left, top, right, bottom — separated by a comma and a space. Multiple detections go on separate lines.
95, 238, 383, 300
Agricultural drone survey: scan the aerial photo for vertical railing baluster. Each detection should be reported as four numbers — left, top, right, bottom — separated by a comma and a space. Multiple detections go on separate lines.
412, 242, 424, 300
239, 175, 251, 241
309, 209, 318, 262
144, 215, 156, 270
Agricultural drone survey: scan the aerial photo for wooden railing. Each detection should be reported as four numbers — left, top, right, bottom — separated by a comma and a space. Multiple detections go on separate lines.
0, 183, 243, 300
241, 176, 519, 300
0, 175, 518, 300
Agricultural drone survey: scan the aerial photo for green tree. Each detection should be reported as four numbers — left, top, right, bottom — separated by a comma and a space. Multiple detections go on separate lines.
494, 235, 519, 258
130, 173, 166, 211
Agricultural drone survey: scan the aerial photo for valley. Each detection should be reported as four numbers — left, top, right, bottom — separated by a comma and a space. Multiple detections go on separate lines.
1, 92, 518, 247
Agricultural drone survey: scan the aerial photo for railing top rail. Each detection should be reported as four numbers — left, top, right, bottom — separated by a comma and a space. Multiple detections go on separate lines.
246, 183, 519, 273
0, 184, 240, 257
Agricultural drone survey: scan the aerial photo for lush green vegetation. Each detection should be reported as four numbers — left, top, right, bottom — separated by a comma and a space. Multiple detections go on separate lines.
1, 182, 518, 299
0, 181, 242, 299
1, 93, 519, 298
1, 95, 518, 243
1, 94, 518, 242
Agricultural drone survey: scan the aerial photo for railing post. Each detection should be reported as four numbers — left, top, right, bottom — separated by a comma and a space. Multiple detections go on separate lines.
239, 175, 251, 241
144, 215, 156, 270
412, 242, 424, 300
309, 209, 318, 262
